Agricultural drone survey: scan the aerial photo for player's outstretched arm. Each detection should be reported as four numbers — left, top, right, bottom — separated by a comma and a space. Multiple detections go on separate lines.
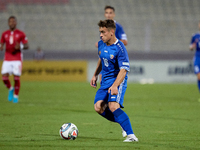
15, 42, 29, 50
90, 58, 102, 88
108, 69, 127, 95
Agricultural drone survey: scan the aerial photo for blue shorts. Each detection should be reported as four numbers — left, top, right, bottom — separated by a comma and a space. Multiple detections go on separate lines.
193, 56, 200, 74
94, 84, 127, 108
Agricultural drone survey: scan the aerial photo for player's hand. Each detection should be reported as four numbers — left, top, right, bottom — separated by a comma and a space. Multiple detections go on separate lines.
192, 39, 199, 49
190, 43, 196, 51
15, 42, 20, 50
108, 86, 118, 95
90, 76, 97, 88
192, 42, 196, 48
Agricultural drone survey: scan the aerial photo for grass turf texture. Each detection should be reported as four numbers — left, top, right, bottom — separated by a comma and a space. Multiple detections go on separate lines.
0, 81, 200, 150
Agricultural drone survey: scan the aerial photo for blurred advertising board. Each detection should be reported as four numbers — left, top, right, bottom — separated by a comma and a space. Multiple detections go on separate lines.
21, 61, 87, 81
88, 61, 196, 83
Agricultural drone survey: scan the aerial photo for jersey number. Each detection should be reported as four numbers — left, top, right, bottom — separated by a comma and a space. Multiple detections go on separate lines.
103, 58, 109, 67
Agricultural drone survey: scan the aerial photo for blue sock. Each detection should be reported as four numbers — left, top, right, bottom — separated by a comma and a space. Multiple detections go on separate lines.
198, 80, 200, 92
112, 108, 134, 135
100, 107, 117, 122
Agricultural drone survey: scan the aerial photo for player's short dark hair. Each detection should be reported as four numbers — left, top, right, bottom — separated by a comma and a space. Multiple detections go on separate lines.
98, 19, 116, 30
104, 5, 115, 12
8, 16, 16, 22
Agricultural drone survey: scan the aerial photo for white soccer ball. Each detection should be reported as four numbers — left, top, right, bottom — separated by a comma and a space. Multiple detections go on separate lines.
59, 123, 78, 140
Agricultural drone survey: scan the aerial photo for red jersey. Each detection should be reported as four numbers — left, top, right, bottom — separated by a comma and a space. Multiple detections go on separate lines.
0, 29, 28, 61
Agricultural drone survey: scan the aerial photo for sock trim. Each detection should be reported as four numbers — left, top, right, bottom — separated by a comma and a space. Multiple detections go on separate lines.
14, 95, 18, 98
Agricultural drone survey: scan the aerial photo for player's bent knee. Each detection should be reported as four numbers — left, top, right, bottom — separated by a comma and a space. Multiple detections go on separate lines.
109, 106, 117, 113
94, 103, 103, 114
2, 73, 9, 77
108, 102, 120, 112
94, 100, 106, 114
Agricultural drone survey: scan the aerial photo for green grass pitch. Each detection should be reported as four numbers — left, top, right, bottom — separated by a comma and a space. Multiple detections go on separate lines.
0, 81, 200, 150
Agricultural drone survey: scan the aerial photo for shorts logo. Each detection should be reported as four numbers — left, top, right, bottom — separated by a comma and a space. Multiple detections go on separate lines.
99, 51, 101, 55
111, 96, 116, 99
110, 54, 114, 59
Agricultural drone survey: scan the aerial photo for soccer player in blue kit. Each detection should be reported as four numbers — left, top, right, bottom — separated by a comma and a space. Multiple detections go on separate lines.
95, 5, 128, 47
190, 21, 200, 93
90, 19, 138, 142
95, 5, 128, 90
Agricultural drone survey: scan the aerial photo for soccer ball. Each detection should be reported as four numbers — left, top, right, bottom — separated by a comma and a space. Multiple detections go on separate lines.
59, 123, 78, 140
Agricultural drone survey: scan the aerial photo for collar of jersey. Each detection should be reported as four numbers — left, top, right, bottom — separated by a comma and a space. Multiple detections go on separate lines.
114, 39, 118, 45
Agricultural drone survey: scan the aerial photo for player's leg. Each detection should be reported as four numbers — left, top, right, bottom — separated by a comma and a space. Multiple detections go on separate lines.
197, 73, 200, 93
193, 56, 200, 92
2, 73, 11, 89
13, 75, 20, 103
94, 100, 107, 114
94, 94, 127, 137
195, 73, 200, 92
12, 61, 22, 103
107, 85, 138, 142
108, 101, 138, 142
1, 61, 14, 101
94, 89, 116, 122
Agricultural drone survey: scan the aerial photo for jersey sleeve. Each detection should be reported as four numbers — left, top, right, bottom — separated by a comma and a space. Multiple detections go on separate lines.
98, 40, 103, 49
117, 43, 130, 72
21, 32, 28, 44
116, 23, 127, 41
98, 40, 104, 56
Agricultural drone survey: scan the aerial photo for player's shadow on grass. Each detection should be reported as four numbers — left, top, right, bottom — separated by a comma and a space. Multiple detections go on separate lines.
35, 134, 58, 137
35, 134, 121, 141
75, 136, 121, 141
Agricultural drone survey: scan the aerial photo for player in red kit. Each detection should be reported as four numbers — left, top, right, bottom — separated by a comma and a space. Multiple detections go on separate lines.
0, 16, 29, 103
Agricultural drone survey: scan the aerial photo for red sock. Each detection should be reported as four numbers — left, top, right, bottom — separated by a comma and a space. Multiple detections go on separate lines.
2, 76, 11, 89
14, 76, 20, 95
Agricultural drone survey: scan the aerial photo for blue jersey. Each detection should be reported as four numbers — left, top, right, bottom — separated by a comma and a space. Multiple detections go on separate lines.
98, 39, 130, 89
115, 21, 127, 41
190, 32, 200, 56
